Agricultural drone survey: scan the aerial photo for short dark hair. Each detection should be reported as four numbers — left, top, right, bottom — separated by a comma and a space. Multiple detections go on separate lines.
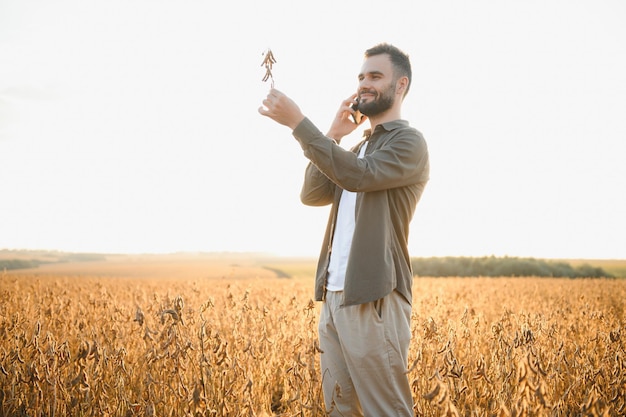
364, 43, 412, 97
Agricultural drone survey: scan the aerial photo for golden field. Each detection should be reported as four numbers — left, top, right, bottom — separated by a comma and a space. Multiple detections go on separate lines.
1, 255, 625, 416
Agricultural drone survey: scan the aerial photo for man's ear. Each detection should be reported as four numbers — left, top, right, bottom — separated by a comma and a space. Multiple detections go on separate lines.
396, 76, 409, 96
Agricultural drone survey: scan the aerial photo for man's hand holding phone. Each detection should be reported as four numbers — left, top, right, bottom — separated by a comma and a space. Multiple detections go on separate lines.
326, 94, 367, 143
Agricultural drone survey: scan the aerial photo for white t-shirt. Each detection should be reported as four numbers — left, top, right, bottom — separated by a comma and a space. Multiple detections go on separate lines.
326, 141, 368, 291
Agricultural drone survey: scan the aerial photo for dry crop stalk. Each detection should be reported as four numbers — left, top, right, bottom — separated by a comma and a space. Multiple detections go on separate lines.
261, 48, 277, 88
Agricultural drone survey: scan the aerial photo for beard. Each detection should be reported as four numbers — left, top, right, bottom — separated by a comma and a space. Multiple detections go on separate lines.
357, 82, 396, 117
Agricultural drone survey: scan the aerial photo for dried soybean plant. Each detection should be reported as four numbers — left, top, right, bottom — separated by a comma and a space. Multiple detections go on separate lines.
2, 270, 626, 416
261, 48, 277, 88
407, 277, 626, 416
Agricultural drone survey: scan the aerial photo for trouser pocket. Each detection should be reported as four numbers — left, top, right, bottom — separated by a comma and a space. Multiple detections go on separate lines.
373, 297, 384, 319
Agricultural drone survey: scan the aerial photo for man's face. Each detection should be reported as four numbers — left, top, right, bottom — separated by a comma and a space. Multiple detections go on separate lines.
356, 54, 397, 117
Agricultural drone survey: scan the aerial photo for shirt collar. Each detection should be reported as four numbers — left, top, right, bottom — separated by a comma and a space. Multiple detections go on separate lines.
363, 119, 409, 138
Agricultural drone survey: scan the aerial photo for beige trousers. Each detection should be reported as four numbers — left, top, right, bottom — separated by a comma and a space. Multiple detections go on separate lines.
318, 290, 413, 417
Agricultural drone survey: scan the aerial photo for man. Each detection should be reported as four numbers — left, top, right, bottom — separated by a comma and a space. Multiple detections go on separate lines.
259, 43, 429, 416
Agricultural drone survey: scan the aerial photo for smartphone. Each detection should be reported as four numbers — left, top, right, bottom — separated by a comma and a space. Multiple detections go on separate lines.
351, 99, 363, 124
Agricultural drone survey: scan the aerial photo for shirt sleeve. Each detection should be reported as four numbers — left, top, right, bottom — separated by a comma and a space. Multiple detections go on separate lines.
300, 162, 336, 206
293, 117, 429, 193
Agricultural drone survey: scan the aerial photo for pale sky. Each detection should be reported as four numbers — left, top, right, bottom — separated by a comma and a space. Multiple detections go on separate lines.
1, 0, 625, 259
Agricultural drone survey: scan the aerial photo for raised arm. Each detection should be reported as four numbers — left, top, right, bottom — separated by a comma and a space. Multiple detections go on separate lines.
293, 118, 429, 193
300, 162, 336, 206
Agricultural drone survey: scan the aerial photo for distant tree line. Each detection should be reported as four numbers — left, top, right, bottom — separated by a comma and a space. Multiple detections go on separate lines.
411, 256, 613, 278
0, 259, 45, 271
0, 253, 107, 271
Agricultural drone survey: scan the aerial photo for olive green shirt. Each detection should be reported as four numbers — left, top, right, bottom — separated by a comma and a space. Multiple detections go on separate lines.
293, 117, 430, 306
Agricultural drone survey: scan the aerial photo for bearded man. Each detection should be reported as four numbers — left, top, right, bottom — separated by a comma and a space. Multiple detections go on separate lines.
259, 43, 430, 416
